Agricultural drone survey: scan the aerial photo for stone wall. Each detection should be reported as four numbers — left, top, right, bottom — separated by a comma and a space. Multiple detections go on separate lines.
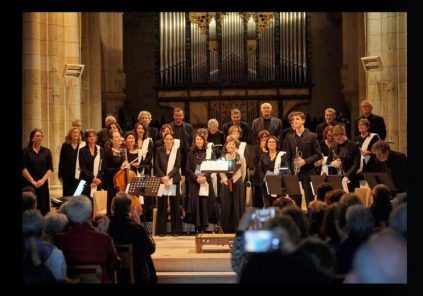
365, 12, 407, 154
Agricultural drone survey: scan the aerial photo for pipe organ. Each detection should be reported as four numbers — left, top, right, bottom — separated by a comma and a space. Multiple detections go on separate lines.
158, 12, 310, 88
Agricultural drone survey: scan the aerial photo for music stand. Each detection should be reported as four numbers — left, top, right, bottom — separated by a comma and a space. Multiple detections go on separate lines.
128, 176, 161, 197
282, 175, 302, 196
200, 159, 240, 173
310, 175, 327, 196
326, 175, 344, 190
362, 172, 398, 192
265, 175, 283, 196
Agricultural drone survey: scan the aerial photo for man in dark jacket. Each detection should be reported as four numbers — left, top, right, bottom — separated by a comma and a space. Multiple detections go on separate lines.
251, 102, 283, 145
170, 108, 194, 175
108, 192, 157, 284
283, 111, 322, 207
371, 140, 407, 193
315, 108, 340, 141
355, 100, 387, 140
222, 108, 250, 144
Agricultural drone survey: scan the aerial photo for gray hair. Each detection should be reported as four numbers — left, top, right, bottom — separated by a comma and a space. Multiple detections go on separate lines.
138, 110, 152, 121
392, 192, 407, 207
61, 195, 92, 224
111, 192, 132, 217
360, 99, 373, 108
260, 102, 272, 110
44, 212, 69, 235
346, 205, 374, 237
353, 228, 407, 283
389, 203, 407, 236
208, 118, 219, 128
23, 209, 45, 238
325, 108, 336, 114
105, 115, 116, 126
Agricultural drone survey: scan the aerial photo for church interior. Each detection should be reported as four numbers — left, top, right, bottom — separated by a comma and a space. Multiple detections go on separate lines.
21, 12, 409, 285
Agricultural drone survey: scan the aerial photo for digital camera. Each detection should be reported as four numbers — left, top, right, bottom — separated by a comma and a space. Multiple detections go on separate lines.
244, 230, 281, 253
251, 207, 278, 223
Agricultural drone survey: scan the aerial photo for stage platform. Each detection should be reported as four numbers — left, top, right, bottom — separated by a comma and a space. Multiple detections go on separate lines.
152, 235, 238, 284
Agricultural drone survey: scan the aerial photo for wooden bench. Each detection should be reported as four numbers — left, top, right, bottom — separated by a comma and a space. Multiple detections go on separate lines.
195, 233, 236, 253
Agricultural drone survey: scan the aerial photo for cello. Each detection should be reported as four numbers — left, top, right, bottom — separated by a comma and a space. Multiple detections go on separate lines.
113, 147, 141, 215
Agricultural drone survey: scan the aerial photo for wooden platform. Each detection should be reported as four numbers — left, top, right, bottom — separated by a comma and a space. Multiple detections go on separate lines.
195, 233, 236, 253
152, 235, 237, 283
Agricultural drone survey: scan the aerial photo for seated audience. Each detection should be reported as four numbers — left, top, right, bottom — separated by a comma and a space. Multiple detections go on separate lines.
55, 195, 120, 283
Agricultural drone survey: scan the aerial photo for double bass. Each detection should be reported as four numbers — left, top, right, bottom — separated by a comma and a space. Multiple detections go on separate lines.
113, 147, 141, 214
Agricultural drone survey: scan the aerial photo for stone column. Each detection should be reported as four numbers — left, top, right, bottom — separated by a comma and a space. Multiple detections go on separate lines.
341, 12, 365, 138
81, 12, 102, 132
23, 12, 42, 145
99, 13, 126, 119
365, 12, 407, 154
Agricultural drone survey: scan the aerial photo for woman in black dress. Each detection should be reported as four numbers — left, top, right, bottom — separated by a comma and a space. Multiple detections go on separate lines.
155, 132, 182, 236
58, 127, 82, 196
22, 129, 53, 215
133, 123, 153, 176
251, 130, 271, 208
103, 131, 126, 215
259, 136, 289, 207
186, 131, 217, 233
219, 135, 246, 233
78, 129, 104, 198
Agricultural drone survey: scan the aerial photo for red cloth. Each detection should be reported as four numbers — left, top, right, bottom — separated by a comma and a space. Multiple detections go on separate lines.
55, 223, 119, 283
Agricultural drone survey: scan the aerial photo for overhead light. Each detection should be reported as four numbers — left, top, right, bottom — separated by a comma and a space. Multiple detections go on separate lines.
361, 56, 383, 72
63, 64, 85, 78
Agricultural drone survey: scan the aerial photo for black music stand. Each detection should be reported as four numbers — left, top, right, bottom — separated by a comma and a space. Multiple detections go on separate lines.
362, 172, 398, 192
265, 175, 283, 196
128, 176, 161, 197
310, 175, 327, 197
326, 175, 344, 190
199, 160, 240, 234
282, 175, 302, 196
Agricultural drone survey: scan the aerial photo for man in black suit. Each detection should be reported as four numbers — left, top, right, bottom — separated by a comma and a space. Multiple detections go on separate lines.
222, 108, 250, 144
138, 110, 159, 143
315, 107, 339, 141
355, 100, 387, 140
327, 124, 361, 192
283, 111, 322, 207
97, 115, 117, 147
169, 108, 194, 175
251, 102, 283, 144
371, 140, 407, 193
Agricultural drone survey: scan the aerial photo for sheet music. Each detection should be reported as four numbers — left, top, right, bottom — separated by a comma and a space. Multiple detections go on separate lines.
199, 182, 209, 196
90, 185, 97, 198
158, 184, 177, 196
195, 164, 204, 176
200, 159, 229, 172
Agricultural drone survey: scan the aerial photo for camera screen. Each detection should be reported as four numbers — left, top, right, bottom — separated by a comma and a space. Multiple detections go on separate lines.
244, 230, 279, 253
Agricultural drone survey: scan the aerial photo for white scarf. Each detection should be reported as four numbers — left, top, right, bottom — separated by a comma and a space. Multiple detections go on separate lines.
199, 143, 213, 196
238, 141, 247, 157
74, 141, 86, 179
273, 151, 287, 174
90, 145, 102, 198
166, 139, 180, 184
357, 133, 377, 173
92, 145, 101, 179
138, 137, 152, 175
